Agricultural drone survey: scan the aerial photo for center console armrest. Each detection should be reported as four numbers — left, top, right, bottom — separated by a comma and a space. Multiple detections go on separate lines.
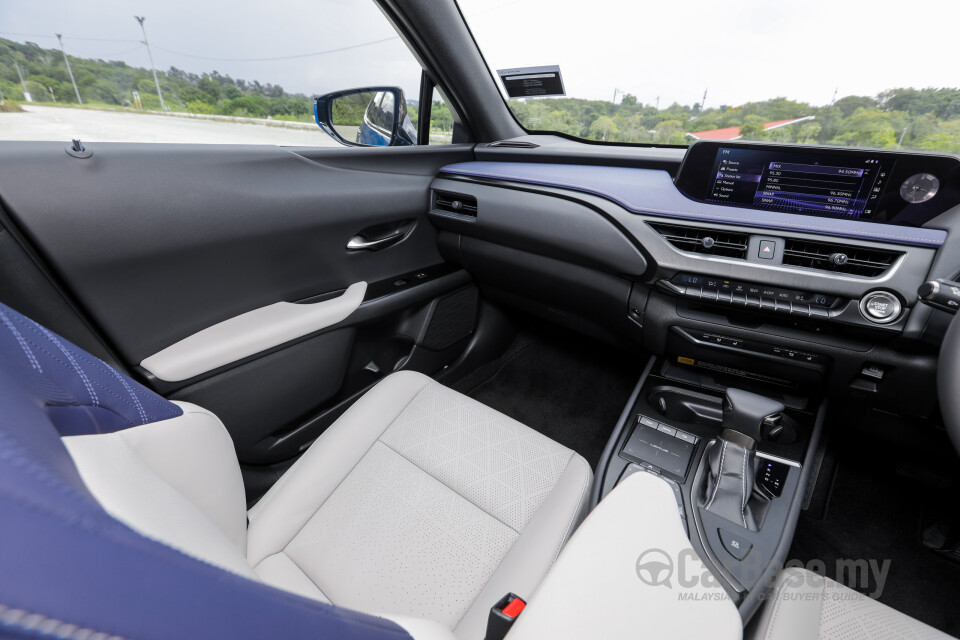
506, 471, 743, 640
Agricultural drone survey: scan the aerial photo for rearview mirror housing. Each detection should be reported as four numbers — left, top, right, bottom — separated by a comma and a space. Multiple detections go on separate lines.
314, 87, 417, 147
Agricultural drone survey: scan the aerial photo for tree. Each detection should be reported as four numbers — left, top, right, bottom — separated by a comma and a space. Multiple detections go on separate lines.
431, 100, 453, 132
834, 95, 876, 117
589, 115, 619, 141
831, 107, 897, 148
197, 76, 220, 104
653, 119, 683, 144
739, 114, 766, 140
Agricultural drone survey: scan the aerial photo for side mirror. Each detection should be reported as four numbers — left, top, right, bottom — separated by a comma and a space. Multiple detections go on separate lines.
314, 87, 417, 147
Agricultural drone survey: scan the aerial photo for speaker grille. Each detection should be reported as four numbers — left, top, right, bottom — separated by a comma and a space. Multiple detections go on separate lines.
421, 287, 478, 351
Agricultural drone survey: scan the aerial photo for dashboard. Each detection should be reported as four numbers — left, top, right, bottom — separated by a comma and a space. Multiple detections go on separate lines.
430, 138, 959, 423
675, 141, 960, 227
427, 138, 959, 620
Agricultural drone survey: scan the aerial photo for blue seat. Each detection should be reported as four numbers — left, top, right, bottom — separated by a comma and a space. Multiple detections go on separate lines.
0, 300, 592, 640
0, 301, 412, 640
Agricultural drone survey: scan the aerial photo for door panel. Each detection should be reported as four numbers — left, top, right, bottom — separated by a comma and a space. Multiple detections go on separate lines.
0, 142, 471, 363
0, 142, 476, 463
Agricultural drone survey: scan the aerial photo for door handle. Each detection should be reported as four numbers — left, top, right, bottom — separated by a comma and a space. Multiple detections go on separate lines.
346, 229, 406, 252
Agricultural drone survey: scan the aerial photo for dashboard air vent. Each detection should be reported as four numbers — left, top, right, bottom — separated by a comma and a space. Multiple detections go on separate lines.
433, 191, 477, 217
487, 140, 540, 148
782, 239, 901, 277
651, 223, 749, 259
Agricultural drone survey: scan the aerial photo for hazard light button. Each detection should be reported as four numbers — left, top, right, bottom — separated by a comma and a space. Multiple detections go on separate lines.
758, 240, 776, 259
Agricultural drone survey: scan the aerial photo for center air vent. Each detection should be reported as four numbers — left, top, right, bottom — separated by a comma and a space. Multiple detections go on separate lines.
433, 190, 477, 217
782, 239, 901, 277
650, 223, 749, 259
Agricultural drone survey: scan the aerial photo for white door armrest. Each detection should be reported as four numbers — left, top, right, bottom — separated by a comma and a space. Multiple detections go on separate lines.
141, 282, 366, 382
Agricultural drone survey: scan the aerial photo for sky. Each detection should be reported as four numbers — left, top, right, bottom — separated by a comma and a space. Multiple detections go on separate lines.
461, 0, 959, 108
1, 0, 957, 108
0, 0, 424, 98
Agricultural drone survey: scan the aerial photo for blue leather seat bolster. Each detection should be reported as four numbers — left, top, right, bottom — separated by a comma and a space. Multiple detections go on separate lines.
0, 302, 182, 435
0, 328, 411, 640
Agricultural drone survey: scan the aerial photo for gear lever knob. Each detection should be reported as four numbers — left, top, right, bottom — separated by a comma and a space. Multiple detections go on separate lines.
722, 388, 785, 445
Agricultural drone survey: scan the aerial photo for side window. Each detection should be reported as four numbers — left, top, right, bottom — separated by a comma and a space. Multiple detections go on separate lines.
0, 2, 430, 146
429, 89, 453, 145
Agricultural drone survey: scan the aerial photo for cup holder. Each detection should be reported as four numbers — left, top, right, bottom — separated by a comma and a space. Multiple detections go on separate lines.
646, 385, 798, 443
647, 385, 723, 426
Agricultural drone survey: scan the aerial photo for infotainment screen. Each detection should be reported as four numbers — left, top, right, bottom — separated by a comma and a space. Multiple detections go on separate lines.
707, 147, 892, 220
675, 141, 960, 228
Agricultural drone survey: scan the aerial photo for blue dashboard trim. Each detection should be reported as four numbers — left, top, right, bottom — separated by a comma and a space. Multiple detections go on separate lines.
439, 161, 947, 248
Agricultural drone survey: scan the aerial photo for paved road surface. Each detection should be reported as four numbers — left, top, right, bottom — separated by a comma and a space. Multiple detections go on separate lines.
0, 104, 341, 146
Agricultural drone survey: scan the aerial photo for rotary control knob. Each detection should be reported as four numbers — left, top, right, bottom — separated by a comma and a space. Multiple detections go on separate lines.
859, 291, 902, 324
900, 173, 939, 204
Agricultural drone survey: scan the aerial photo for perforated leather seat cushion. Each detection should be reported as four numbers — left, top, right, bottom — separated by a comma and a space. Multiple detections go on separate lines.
750, 568, 955, 640
246, 371, 593, 639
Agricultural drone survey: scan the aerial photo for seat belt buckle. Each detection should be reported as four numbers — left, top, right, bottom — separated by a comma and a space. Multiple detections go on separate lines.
484, 593, 526, 640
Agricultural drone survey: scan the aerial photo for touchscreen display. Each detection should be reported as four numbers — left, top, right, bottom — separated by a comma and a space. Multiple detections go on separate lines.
707, 147, 893, 219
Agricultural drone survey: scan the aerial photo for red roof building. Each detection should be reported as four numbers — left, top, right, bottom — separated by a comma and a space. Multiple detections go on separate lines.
687, 116, 815, 140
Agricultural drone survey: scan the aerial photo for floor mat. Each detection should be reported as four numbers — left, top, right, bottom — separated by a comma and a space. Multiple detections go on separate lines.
449, 329, 642, 470
789, 433, 960, 635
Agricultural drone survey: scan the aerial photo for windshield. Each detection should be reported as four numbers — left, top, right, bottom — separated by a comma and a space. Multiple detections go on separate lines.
458, 0, 960, 154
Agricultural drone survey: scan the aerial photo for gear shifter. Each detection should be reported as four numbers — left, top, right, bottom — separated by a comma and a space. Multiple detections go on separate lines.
702, 388, 784, 530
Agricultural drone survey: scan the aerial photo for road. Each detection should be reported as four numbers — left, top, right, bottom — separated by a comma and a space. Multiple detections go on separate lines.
0, 104, 341, 146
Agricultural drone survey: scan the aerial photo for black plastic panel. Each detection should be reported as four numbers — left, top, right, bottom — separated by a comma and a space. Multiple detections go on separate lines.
429, 177, 649, 278
171, 329, 354, 464
0, 142, 472, 364
455, 235, 640, 346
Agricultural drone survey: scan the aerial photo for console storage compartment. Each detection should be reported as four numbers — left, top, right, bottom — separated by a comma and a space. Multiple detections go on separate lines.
506, 472, 742, 639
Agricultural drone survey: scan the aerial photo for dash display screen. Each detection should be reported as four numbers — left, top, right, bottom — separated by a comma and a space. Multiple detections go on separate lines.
707, 147, 893, 219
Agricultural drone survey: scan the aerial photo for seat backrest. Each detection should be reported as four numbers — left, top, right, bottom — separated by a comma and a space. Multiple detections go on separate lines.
0, 301, 412, 640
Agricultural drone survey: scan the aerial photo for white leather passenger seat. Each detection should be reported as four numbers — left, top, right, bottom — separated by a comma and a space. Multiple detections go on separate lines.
750, 568, 955, 640
63, 370, 592, 640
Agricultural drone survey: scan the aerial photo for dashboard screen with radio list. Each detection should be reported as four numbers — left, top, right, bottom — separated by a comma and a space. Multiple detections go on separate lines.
707, 147, 893, 220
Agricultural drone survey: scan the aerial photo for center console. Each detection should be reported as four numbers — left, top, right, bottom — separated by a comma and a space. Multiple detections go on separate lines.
594, 356, 824, 620
506, 471, 743, 639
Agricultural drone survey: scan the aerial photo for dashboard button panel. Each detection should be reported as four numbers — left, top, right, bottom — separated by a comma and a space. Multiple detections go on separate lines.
668, 273, 837, 319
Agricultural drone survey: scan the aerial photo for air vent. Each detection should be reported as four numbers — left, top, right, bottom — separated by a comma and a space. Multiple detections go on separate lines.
782, 239, 901, 277
433, 191, 477, 217
487, 140, 540, 148
651, 223, 749, 259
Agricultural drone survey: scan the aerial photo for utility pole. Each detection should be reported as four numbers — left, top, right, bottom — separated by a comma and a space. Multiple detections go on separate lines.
13, 60, 31, 102
134, 16, 166, 111
830, 87, 838, 105
612, 88, 619, 104
55, 34, 82, 104
701, 87, 708, 113
655, 96, 660, 110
